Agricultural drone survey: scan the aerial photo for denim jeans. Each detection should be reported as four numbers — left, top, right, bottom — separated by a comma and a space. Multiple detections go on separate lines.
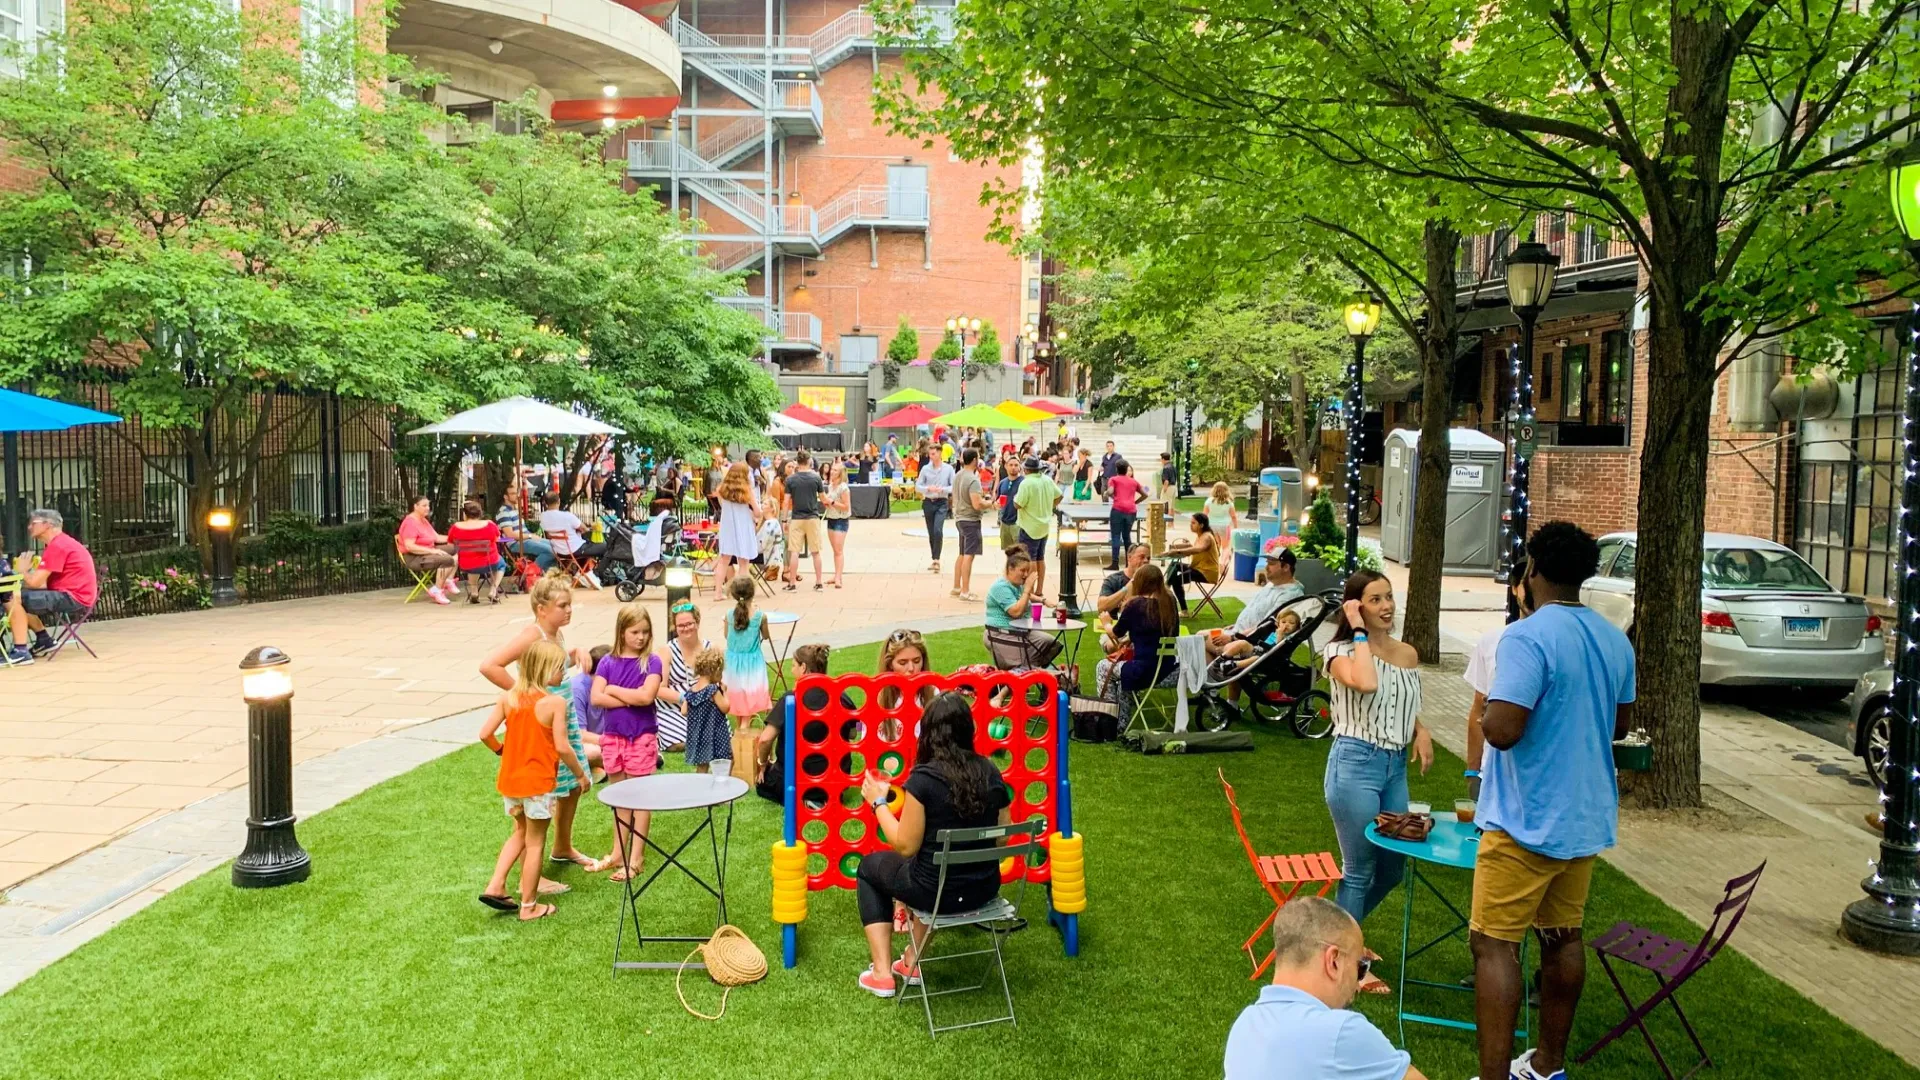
1109, 509, 1136, 565
510, 537, 555, 571
1323, 735, 1410, 922
922, 498, 950, 561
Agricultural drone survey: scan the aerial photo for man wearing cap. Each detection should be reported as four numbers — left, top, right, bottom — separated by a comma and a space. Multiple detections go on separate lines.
1011, 456, 1062, 598
4, 508, 96, 666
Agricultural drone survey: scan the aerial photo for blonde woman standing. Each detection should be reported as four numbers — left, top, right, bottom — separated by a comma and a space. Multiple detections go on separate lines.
713, 462, 760, 600
824, 460, 853, 589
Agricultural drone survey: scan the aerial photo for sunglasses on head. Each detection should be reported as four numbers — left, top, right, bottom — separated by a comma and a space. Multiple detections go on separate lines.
888, 628, 924, 643
670, 602, 697, 614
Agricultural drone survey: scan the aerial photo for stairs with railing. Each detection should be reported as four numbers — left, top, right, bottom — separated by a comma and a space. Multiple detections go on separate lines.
673, 3, 955, 77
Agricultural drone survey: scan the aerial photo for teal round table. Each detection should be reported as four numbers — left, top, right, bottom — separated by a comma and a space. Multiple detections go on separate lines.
1365, 812, 1531, 1047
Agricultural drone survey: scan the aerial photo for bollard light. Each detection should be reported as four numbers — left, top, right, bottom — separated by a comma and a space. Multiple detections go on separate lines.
233, 645, 310, 888
1058, 524, 1081, 615
208, 508, 238, 607
664, 557, 695, 610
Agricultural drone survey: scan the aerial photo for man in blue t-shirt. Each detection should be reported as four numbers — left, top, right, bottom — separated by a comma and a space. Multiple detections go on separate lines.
1473, 521, 1635, 1080
1224, 895, 1425, 1080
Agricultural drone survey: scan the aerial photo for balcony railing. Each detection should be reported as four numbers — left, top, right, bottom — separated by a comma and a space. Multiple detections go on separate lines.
775, 79, 825, 130
778, 312, 823, 348
1456, 213, 1637, 290
677, 3, 955, 70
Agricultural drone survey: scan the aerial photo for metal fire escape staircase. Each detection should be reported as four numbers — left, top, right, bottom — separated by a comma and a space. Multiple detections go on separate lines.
629, 5, 950, 353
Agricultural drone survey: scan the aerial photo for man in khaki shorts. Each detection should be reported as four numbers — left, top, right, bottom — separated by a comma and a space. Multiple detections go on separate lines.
782, 451, 827, 591
1471, 522, 1635, 1080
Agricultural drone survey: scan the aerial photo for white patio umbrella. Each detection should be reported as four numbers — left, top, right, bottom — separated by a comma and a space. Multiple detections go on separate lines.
765, 410, 832, 437
409, 396, 624, 569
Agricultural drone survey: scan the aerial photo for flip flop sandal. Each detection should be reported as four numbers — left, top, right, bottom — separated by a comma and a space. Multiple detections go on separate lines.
536, 880, 572, 897
518, 902, 557, 922
813, 583, 824, 591
478, 893, 518, 912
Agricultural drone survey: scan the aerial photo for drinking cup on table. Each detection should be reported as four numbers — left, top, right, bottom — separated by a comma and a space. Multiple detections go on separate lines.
1455, 798, 1476, 824
1030, 601, 1043, 622
1407, 801, 1432, 816
711, 759, 732, 783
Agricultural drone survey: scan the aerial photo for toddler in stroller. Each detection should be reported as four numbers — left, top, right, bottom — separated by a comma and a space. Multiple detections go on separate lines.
1195, 591, 1340, 737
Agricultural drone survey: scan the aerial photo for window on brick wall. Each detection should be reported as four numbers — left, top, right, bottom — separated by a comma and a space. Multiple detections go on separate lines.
1600, 329, 1632, 428
1796, 323, 1902, 603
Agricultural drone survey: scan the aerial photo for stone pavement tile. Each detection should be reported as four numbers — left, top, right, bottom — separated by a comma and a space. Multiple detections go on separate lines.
0, 721, 96, 740
0, 803, 158, 835
0, 780, 135, 806
98, 784, 223, 810
0, 736, 105, 758
65, 722, 196, 742
73, 740, 210, 763
85, 760, 238, 788
0, 830, 24, 848
0, 831, 110, 866
0, 862, 48, 890
0, 758, 116, 782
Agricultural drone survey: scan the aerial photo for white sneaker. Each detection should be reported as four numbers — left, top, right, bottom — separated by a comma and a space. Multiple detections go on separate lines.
427, 586, 450, 606
1512, 1050, 1565, 1080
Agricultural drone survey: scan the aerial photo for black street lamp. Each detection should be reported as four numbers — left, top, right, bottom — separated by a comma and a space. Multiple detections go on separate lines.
232, 645, 310, 888
1341, 294, 1382, 576
947, 316, 982, 406
1178, 358, 1199, 498
1842, 142, 1920, 955
1501, 241, 1560, 622
208, 508, 238, 607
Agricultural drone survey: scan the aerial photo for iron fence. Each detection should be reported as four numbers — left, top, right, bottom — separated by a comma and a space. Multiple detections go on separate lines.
3, 383, 410, 621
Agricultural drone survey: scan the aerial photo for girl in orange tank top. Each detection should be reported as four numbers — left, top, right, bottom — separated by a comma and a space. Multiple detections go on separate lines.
478, 641, 585, 920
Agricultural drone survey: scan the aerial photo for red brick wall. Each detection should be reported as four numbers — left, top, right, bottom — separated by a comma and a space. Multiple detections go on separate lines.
1532, 446, 1639, 537
659, 0, 1026, 364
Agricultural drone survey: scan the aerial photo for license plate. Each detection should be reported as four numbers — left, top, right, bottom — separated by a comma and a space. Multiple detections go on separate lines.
1784, 617, 1824, 639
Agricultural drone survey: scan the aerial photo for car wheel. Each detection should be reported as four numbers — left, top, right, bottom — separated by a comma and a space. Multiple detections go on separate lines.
1862, 704, 1893, 790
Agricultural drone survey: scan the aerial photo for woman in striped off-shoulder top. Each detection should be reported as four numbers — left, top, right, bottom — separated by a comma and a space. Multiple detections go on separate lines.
1322, 570, 1434, 944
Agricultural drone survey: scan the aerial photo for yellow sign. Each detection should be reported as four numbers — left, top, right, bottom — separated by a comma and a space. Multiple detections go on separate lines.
797, 386, 846, 416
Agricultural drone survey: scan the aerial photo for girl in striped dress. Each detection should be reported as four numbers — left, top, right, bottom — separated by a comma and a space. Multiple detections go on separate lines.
1322, 570, 1433, 981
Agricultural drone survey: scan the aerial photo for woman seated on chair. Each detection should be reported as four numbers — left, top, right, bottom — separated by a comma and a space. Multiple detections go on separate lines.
1095, 562, 1177, 703
1161, 511, 1221, 616
447, 500, 507, 604
853, 691, 1012, 999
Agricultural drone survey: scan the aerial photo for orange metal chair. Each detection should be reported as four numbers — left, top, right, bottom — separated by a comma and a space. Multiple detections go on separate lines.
1219, 768, 1343, 980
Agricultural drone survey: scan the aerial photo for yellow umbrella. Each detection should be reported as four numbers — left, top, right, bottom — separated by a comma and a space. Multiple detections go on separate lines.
994, 399, 1053, 425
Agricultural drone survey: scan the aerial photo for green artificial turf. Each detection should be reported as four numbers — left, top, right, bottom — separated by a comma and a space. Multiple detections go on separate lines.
0, 611, 1909, 1080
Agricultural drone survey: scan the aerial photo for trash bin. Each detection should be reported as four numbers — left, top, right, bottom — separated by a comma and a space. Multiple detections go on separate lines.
1231, 528, 1261, 582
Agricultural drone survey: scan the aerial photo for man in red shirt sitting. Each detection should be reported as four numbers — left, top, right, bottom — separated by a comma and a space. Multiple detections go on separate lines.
5, 508, 98, 665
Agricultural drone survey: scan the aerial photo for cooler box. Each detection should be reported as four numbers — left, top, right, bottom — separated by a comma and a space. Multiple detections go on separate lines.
1231, 527, 1261, 582
1233, 551, 1257, 582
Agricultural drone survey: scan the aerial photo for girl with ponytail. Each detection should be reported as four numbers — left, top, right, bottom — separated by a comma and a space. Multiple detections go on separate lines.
721, 575, 773, 729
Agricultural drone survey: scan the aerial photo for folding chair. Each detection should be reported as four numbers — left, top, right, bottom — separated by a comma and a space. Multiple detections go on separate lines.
897, 820, 1042, 1037
450, 534, 504, 599
1186, 570, 1226, 622
1577, 860, 1766, 1080
395, 539, 435, 604
1218, 769, 1342, 979
0, 573, 22, 667
545, 531, 597, 590
1121, 634, 1184, 738
41, 601, 97, 660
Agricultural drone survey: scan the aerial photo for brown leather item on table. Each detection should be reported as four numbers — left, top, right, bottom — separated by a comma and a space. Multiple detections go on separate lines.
1373, 811, 1433, 842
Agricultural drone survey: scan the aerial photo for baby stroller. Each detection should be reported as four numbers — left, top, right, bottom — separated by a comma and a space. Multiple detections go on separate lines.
606, 509, 678, 602
1195, 590, 1342, 738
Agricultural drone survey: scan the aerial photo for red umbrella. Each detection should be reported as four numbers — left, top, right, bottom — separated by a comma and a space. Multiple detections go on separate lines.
781, 402, 845, 426
1027, 399, 1083, 416
870, 404, 942, 428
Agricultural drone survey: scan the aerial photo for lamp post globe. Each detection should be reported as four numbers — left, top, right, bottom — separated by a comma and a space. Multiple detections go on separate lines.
207, 508, 239, 607
1340, 294, 1382, 574
1841, 142, 1920, 955
1500, 241, 1560, 620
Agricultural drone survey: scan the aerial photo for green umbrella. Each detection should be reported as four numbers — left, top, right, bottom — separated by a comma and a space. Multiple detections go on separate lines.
878, 387, 940, 405
934, 403, 1028, 429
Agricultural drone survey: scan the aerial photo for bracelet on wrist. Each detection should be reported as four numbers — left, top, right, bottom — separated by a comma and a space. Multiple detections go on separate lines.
1463, 769, 1480, 778
1353, 632, 1369, 642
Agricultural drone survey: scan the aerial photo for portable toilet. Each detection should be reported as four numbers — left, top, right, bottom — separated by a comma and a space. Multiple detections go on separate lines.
1256, 466, 1304, 549
1378, 428, 1505, 574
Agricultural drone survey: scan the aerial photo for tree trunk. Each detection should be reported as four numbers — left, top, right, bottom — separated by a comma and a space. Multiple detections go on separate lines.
1623, 9, 1737, 809
1402, 219, 1461, 662
1290, 370, 1310, 472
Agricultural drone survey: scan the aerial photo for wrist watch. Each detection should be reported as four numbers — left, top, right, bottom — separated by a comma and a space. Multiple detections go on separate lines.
870, 796, 889, 812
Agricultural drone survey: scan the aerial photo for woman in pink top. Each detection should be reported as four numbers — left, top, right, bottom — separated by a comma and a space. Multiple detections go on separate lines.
396, 495, 458, 605
1105, 462, 1145, 570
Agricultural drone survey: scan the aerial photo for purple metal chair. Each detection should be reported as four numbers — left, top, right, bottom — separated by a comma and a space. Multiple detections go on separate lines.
1576, 860, 1766, 1080
44, 604, 98, 661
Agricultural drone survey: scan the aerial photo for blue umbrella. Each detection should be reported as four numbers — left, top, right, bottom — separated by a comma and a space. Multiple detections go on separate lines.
0, 387, 120, 431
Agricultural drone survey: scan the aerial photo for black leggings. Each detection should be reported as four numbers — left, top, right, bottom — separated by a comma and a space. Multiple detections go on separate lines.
855, 850, 994, 926
1168, 564, 1209, 610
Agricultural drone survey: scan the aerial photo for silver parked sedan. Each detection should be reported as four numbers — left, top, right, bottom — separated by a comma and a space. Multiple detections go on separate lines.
1845, 666, 1894, 789
1580, 532, 1884, 689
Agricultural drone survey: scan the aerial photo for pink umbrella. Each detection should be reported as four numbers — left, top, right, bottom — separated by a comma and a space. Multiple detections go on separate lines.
1027, 399, 1083, 416
870, 404, 942, 428
781, 402, 846, 426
